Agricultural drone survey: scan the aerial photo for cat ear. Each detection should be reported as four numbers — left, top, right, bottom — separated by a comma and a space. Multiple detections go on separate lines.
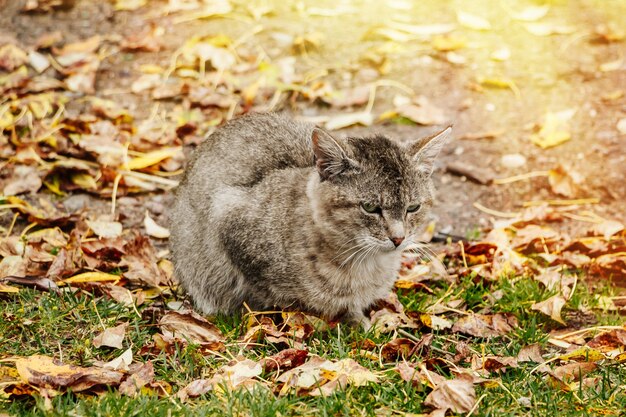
408, 126, 451, 176
311, 128, 358, 180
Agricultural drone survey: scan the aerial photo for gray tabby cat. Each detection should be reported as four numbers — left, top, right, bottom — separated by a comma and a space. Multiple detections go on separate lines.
169, 112, 449, 326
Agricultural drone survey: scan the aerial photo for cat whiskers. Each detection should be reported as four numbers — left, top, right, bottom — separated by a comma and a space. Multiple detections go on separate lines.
330, 237, 366, 264
338, 241, 370, 269
404, 240, 447, 277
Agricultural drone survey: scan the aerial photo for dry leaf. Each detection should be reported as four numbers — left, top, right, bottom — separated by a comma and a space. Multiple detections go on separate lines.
159, 310, 224, 344
324, 112, 373, 130
588, 220, 624, 240
452, 313, 518, 338
93, 323, 127, 349
398, 95, 447, 126
120, 234, 166, 287
456, 11, 491, 30
424, 374, 476, 413
532, 295, 567, 324
99, 348, 133, 371
277, 356, 378, 396
530, 109, 576, 149
144, 211, 170, 238
524, 23, 575, 36
509, 5, 550, 21
14, 355, 124, 392
3, 165, 42, 196
119, 361, 154, 397
86, 218, 123, 239
548, 165, 582, 197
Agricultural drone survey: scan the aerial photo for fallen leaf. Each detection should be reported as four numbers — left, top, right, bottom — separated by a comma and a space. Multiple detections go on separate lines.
114, 0, 147, 11
124, 148, 183, 171
517, 344, 544, 363
14, 355, 124, 392
119, 361, 154, 397
550, 362, 597, 383
524, 23, 575, 36
424, 374, 476, 413
532, 295, 567, 324
144, 211, 170, 238
324, 112, 373, 130
277, 356, 378, 396
3, 165, 42, 196
93, 323, 127, 349
159, 310, 224, 344
530, 109, 576, 149
86, 218, 123, 239
99, 347, 133, 371
0, 44, 28, 71
588, 220, 624, 240
452, 313, 518, 338
419, 314, 453, 331
508, 5, 550, 21
456, 11, 491, 30
59, 271, 121, 285
260, 349, 309, 373
548, 165, 583, 197
120, 234, 167, 287
396, 95, 446, 125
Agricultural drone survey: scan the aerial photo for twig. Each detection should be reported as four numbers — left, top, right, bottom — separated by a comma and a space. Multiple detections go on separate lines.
493, 171, 550, 185
523, 198, 600, 207
466, 393, 487, 417
473, 202, 520, 218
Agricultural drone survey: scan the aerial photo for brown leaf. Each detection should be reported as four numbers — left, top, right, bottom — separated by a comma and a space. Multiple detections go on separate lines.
119, 361, 154, 397
260, 349, 309, 373
120, 234, 166, 287
551, 362, 597, 383
424, 374, 476, 413
381, 338, 417, 361
588, 220, 624, 241
531, 295, 567, 325
14, 355, 124, 392
2, 165, 42, 196
277, 356, 377, 396
159, 310, 224, 344
93, 323, 127, 349
548, 165, 582, 198
0, 44, 28, 71
452, 313, 518, 338
517, 344, 544, 363
586, 329, 626, 352
396, 95, 447, 125
472, 355, 518, 374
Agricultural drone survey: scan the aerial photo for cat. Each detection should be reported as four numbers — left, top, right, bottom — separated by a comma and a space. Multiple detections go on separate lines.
169, 112, 449, 327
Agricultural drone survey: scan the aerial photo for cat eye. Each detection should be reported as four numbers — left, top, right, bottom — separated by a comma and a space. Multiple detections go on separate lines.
361, 202, 382, 215
407, 203, 421, 213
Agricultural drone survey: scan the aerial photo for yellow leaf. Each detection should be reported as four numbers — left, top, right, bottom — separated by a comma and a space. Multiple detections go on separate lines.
0, 283, 19, 293
71, 172, 98, 190
114, 0, 146, 11
457, 11, 491, 31
123, 148, 182, 171
432, 35, 467, 52
508, 5, 550, 22
530, 109, 576, 149
59, 272, 121, 285
558, 348, 605, 363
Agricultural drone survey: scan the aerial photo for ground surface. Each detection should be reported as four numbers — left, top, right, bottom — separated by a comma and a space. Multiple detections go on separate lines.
1, 0, 625, 416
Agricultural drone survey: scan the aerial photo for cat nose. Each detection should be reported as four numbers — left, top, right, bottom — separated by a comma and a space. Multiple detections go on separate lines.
390, 236, 405, 247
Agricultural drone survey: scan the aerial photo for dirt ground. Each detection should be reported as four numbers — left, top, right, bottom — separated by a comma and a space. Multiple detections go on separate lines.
1, 0, 625, 238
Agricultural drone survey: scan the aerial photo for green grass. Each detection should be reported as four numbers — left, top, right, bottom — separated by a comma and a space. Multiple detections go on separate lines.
1, 273, 625, 417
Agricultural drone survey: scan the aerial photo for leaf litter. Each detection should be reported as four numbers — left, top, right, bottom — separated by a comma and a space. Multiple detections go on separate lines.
1, 0, 626, 415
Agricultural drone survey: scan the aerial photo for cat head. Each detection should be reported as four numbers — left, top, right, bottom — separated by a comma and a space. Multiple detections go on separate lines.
310, 126, 450, 258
